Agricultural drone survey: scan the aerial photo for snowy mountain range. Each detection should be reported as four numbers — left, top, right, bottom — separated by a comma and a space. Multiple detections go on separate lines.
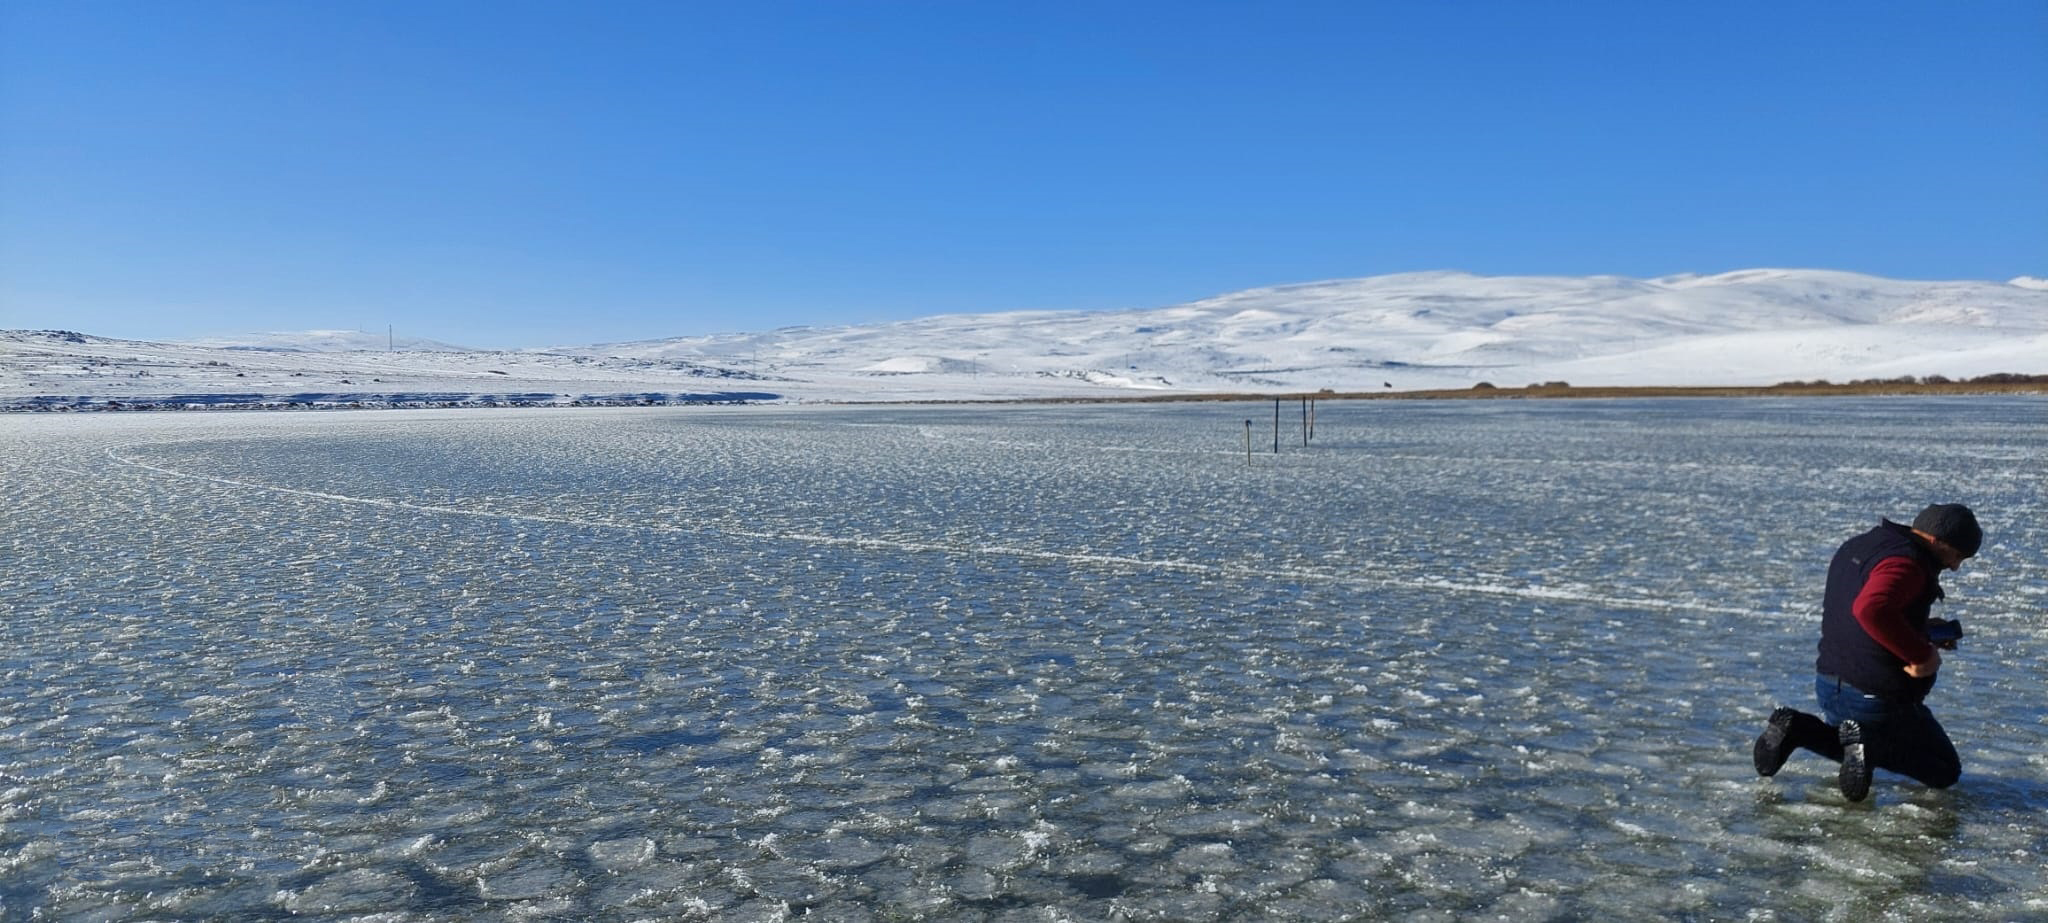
5, 269, 2044, 408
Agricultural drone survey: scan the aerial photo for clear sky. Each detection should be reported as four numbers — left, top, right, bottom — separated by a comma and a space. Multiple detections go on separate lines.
3, 1, 2043, 349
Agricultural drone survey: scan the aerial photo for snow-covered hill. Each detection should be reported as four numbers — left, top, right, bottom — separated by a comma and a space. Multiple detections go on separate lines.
551, 269, 2048, 396
5, 269, 2044, 408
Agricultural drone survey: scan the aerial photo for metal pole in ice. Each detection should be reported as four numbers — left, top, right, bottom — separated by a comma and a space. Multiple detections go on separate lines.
1245, 419, 1253, 466
1301, 396, 1309, 447
1273, 399, 1280, 454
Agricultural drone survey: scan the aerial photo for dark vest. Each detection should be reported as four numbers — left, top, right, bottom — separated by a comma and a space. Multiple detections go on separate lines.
1815, 519, 1943, 702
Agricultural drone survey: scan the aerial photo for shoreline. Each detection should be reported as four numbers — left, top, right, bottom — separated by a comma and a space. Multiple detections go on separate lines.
6, 379, 2045, 413
831, 378, 2048, 406
0, 390, 784, 413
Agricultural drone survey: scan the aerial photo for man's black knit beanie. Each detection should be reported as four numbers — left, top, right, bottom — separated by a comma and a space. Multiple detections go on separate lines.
1912, 503, 1982, 558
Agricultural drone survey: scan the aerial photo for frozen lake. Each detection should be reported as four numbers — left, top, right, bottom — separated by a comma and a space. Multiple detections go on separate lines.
2, 397, 2044, 921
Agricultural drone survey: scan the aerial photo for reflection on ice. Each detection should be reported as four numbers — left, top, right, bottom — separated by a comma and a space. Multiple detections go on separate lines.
1, 398, 2042, 919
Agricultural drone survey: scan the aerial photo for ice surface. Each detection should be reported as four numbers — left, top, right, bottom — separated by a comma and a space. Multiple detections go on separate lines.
1, 398, 2043, 919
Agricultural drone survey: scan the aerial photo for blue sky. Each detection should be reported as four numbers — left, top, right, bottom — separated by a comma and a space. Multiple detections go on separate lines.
3, 1, 2043, 348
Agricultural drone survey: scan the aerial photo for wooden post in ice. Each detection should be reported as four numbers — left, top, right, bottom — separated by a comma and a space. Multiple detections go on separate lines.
1300, 396, 1309, 447
1273, 400, 1280, 454
1245, 420, 1253, 466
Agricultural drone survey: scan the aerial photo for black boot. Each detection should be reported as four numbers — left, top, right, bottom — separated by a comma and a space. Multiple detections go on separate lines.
1838, 720, 1872, 802
1754, 708, 1838, 776
1753, 707, 1801, 777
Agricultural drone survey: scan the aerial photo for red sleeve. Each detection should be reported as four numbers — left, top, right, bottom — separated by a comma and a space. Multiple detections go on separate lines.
1851, 556, 1935, 665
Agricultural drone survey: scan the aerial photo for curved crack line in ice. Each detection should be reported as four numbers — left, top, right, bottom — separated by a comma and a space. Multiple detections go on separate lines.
1370, 452, 2014, 483
862, 434, 2023, 482
103, 445, 1769, 618
106, 446, 618, 530
850, 421, 2032, 478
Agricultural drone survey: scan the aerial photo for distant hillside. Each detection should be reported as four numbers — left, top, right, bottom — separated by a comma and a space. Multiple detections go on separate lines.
5, 269, 2045, 407
554, 269, 2048, 395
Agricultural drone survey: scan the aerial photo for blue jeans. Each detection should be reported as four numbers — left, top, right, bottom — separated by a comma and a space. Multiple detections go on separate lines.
1815, 674, 1961, 788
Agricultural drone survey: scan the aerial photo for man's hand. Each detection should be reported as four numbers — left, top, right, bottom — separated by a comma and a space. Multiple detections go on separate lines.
1904, 649, 1941, 678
